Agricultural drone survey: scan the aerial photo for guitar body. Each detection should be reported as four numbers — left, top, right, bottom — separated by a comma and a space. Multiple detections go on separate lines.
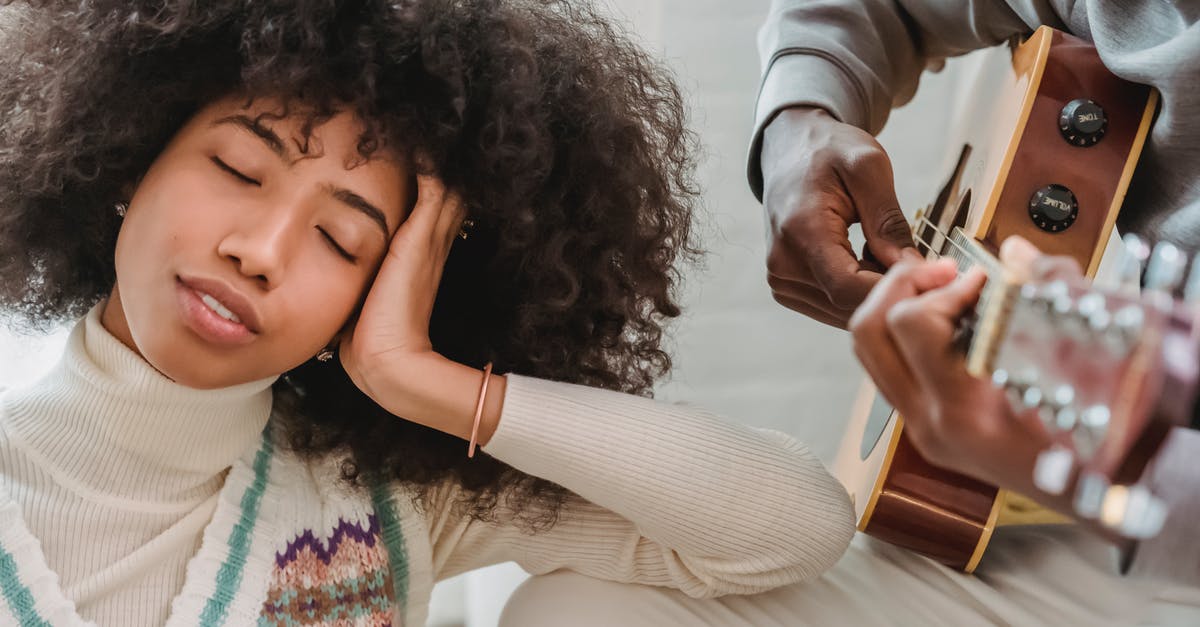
833, 27, 1158, 572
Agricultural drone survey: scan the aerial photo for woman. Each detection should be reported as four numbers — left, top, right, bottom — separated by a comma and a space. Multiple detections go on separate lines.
0, 1, 854, 625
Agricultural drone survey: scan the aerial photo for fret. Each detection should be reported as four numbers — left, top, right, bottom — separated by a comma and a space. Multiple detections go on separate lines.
912, 217, 1019, 375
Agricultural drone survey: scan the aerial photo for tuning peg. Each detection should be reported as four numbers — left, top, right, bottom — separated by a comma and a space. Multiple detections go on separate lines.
1118, 234, 1151, 294
1075, 292, 1105, 319
1027, 280, 1069, 312
1074, 471, 1110, 519
1033, 444, 1075, 495
1036, 384, 1075, 426
1103, 304, 1145, 355
1112, 305, 1144, 337
1053, 406, 1079, 431
1021, 386, 1044, 409
1100, 485, 1168, 539
1071, 404, 1111, 458
1185, 254, 1200, 305
1145, 241, 1187, 295
998, 369, 1039, 410
1071, 291, 1115, 336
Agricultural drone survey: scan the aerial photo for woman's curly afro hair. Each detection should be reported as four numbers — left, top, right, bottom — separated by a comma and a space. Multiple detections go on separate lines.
0, 0, 699, 525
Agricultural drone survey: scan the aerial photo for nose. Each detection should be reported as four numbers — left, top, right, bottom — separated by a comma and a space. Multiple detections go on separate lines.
215, 207, 296, 288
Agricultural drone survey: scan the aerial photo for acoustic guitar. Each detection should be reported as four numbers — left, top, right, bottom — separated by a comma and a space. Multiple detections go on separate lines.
832, 25, 1159, 572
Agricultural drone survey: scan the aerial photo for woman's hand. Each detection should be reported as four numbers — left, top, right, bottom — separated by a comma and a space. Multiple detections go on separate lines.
339, 173, 465, 389
337, 174, 506, 445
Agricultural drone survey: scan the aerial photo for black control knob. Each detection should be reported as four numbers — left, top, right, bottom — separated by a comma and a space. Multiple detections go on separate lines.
1059, 99, 1107, 146
1029, 184, 1078, 232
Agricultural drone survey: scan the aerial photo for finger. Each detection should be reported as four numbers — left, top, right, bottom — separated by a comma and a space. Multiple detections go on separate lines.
403, 173, 448, 234
856, 258, 960, 320
765, 240, 817, 284
801, 223, 885, 310
847, 302, 923, 415
887, 267, 987, 391
432, 189, 467, 250
998, 235, 1040, 277
840, 146, 915, 266
770, 281, 856, 328
772, 292, 850, 329
1030, 255, 1084, 283
1000, 236, 1083, 283
847, 260, 957, 412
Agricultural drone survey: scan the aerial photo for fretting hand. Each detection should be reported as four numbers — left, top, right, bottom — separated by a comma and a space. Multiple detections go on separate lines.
848, 237, 1091, 509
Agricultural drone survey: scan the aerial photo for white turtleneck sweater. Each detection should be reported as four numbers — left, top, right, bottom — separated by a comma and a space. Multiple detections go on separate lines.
0, 303, 857, 626
0, 306, 276, 625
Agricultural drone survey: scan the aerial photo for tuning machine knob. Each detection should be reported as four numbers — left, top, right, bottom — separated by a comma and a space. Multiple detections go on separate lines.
1145, 241, 1187, 294
1100, 484, 1168, 539
1034, 444, 1075, 495
992, 368, 1042, 411
1037, 385, 1075, 422
1118, 234, 1151, 294
1104, 304, 1145, 354
1072, 405, 1111, 458
1076, 476, 1168, 539
1183, 254, 1200, 306
1074, 472, 1110, 519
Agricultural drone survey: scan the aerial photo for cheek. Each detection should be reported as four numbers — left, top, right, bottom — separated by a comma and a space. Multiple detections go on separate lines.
278, 266, 369, 339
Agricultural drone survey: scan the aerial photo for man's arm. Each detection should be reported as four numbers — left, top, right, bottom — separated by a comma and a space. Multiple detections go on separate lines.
750, 0, 1062, 198
750, 1, 1066, 328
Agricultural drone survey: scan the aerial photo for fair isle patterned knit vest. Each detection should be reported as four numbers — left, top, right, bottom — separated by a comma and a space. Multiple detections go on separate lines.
0, 426, 422, 626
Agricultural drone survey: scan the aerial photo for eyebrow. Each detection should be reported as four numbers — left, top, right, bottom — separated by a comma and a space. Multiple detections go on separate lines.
213, 114, 392, 239
325, 185, 391, 239
213, 114, 287, 158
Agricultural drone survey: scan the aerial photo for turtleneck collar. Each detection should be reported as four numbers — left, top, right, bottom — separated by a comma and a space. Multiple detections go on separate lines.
0, 301, 278, 507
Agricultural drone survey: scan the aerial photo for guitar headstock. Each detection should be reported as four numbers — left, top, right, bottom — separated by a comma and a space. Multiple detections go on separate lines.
984, 236, 1200, 538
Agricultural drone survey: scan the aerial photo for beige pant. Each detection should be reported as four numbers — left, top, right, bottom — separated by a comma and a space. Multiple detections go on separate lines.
500, 532, 1200, 626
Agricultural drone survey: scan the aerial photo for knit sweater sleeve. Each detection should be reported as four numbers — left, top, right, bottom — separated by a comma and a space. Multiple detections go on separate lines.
422, 374, 855, 598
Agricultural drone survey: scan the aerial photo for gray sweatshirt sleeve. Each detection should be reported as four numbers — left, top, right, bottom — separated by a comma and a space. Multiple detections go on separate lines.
1125, 427, 1200, 586
748, 0, 1065, 199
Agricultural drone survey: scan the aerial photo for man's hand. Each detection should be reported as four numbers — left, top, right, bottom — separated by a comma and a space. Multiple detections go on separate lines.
761, 106, 917, 328
848, 237, 1094, 511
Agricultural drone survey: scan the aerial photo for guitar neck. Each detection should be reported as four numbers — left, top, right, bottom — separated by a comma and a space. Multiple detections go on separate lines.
914, 220, 1020, 376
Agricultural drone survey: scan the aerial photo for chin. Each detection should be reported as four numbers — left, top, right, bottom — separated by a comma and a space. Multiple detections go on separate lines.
133, 333, 253, 389
149, 351, 237, 389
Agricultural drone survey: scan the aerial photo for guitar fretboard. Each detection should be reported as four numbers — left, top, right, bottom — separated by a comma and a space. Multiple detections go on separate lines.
913, 217, 1018, 374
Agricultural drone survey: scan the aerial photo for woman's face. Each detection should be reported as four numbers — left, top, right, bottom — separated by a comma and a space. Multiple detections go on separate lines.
103, 95, 410, 389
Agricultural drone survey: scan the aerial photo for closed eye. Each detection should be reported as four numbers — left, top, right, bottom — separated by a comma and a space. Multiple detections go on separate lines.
317, 227, 358, 264
210, 156, 261, 186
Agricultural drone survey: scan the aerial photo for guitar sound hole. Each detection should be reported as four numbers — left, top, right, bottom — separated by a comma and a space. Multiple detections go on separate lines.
860, 393, 897, 460
939, 190, 972, 256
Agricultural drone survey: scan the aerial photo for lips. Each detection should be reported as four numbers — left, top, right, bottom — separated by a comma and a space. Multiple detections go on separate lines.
177, 275, 263, 334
